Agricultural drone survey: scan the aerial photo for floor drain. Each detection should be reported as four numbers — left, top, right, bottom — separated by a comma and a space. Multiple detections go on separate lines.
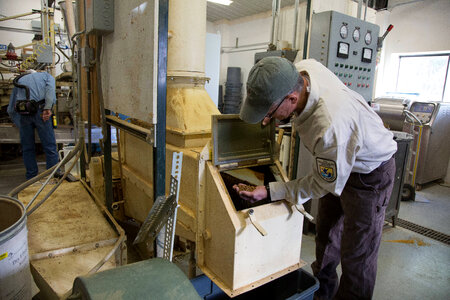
395, 218, 450, 245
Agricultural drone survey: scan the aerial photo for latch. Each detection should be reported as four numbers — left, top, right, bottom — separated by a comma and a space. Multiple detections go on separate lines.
294, 204, 314, 222
247, 209, 267, 236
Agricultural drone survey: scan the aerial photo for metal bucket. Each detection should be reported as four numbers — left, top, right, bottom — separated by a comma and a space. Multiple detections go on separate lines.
0, 196, 31, 300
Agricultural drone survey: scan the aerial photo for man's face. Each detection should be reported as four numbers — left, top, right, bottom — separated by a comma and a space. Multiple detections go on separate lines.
261, 92, 298, 126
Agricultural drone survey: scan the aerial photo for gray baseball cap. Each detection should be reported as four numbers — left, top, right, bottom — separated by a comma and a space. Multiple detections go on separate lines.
240, 57, 299, 124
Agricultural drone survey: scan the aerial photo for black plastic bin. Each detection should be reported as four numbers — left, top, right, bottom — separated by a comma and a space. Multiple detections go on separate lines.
191, 268, 319, 300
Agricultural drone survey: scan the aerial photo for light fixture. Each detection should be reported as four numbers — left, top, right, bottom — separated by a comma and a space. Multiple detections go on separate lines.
207, 0, 233, 5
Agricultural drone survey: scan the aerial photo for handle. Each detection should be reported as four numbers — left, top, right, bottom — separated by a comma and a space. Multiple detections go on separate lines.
294, 204, 314, 222
58, 149, 64, 161
247, 209, 267, 236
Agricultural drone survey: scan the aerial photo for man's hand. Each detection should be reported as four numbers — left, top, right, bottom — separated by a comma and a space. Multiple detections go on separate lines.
42, 109, 52, 122
232, 184, 268, 204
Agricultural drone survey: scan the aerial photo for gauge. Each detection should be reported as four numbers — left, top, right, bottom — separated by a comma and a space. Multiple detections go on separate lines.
365, 32, 372, 45
340, 24, 348, 39
353, 28, 360, 42
361, 47, 372, 63
337, 42, 349, 58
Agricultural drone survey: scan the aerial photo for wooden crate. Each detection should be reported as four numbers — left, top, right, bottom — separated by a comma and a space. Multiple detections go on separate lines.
197, 161, 305, 297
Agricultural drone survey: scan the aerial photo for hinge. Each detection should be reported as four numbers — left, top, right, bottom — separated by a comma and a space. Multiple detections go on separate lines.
146, 127, 155, 145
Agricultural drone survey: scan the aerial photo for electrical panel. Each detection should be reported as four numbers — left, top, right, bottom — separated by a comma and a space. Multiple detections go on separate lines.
86, 0, 114, 35
35, 45, 53, 64
309, 11, 379, 102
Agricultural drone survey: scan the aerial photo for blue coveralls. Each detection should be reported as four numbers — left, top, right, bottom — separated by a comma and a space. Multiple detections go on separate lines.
7, 72, 59, 179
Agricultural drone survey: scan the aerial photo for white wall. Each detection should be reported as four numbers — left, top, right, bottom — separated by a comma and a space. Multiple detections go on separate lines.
205, 32, 221, 107
211, 0, 376, 98
374, 0, 450, 97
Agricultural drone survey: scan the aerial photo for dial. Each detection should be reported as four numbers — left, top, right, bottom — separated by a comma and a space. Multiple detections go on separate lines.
340, 25, 348, 39
353, 28, 360, 42
365, 32, 372, 45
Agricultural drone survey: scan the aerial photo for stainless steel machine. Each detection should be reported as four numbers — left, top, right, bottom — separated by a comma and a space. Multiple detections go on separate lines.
403, 101, 450, 186
371, 97, 413, 130
373, 99, 450, 188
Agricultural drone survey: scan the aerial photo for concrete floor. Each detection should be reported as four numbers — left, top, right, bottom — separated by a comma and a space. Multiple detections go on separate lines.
1, 155, 449, 299
300, 184, 450, 300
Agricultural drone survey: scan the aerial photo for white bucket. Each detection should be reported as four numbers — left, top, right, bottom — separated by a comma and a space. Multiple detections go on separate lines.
59, 145, 80, 177
0, 196, 32, 300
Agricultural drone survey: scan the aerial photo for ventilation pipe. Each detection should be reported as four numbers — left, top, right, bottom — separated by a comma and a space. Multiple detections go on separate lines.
166, 0, 220, 147
59, 0, 76, 47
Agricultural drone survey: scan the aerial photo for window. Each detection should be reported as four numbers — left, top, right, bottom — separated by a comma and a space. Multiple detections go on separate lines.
395, 53, 450, 102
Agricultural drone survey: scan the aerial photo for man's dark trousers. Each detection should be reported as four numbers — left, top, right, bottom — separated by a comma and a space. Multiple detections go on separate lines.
19, 108, 59, 179
312, 157, 395, 300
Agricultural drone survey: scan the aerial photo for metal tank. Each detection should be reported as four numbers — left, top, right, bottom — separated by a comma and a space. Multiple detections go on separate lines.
371, 97, 412, 131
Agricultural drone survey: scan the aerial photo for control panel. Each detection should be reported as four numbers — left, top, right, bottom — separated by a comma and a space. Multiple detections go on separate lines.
309, 11, 379, 102
409, 102, 436, 124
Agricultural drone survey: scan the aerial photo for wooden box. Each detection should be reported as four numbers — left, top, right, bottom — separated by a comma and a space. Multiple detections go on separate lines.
197, 115, 305, 297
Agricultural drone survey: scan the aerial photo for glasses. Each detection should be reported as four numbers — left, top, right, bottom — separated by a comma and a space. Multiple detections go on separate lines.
264, 96, 287, 121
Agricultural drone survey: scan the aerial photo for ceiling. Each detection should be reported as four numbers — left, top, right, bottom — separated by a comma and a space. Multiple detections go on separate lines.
206, 0, 299, 23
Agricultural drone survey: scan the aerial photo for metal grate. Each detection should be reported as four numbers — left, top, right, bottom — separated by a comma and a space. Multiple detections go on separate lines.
395, 218, 450, 245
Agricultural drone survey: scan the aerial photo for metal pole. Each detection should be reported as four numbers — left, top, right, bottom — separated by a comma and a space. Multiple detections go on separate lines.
275, 0, 281, 49
292, 0, 299, 50
364, 0, 368, 21
292, 0, 311, 181
104, 120, 113, 213
270, 0, 277, 46
154, 0, 168, 203
357, 0, 363, 19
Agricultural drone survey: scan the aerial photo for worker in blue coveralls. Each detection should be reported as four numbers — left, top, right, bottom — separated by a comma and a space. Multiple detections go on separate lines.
8, 71, 59, 180
233, 57, 397, 300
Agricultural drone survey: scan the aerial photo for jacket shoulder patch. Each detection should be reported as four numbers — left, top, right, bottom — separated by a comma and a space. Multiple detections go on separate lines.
316, 158, 337, 182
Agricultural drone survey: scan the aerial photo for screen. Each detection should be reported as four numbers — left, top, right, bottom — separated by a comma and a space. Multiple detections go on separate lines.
413, 103, 434, 113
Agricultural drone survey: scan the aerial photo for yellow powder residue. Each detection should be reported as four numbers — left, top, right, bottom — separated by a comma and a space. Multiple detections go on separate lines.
384, 238, 430, 246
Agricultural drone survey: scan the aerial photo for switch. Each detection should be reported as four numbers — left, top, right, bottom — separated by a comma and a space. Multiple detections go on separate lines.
348, 82, 352, 86
335, 63, 339, 67
366, 84, 370, 88
349, 74, 353, 78
368, 68, 371, 72
345, 65, 348, 68
339, 73, 343, 77
358, 75, 361, 79
344, 74, 348, 77
340, 64, 344, 67
344, 82, 347, 86
359, 67, 363, 70
357, 83, 361, 87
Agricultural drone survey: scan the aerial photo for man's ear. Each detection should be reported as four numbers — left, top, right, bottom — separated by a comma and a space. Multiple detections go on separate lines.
288, 91, 300, 105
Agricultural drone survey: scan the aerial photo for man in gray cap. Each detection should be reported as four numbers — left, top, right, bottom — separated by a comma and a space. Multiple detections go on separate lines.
233, 57, 397, 299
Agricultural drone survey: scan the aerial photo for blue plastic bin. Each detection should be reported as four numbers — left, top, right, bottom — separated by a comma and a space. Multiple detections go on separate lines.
191, 268, 319, 300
